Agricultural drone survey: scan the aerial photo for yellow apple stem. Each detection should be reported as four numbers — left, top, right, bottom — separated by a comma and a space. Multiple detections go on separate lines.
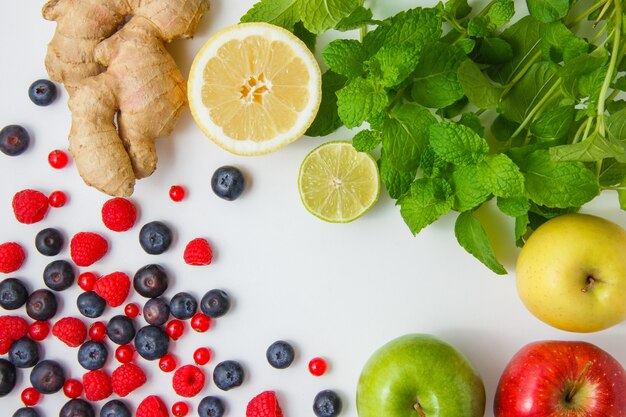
414, 401, 427, 417
581, 276, 596, 293
566, 361, 593, 402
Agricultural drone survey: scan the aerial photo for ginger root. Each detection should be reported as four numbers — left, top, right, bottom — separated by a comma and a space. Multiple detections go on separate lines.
43, 0, 210, 196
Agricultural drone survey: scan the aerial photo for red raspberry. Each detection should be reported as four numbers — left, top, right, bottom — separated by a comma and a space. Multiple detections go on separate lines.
172, 365, 205, 398
52, 317, 87, 347
12, 189, 49, 224
70, 232, 108, 267
101, 198, 137, 232
137, 395, 169, 417
246, 391, 284, 417
93, 272, 130, 307
0, 242, 26, 273
183, 238, 213, 266
112, 363, 147, 397
83, 370, 112, 401
0, 315, 29, 354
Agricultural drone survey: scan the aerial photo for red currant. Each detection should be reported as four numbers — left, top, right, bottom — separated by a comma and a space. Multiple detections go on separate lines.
124, 303, 140, 318
21, 387, 41, 406
308, 357, 328, 376
165, 319, 185, 341
89, 321, 107, 342
77, 271, 98, 291
115, 344, 135, 363
28, 321, 50, 341
169, 185, 186, 202
48, 190, 67, 208
190, 313, 211, 333
172, 401, 189, 417
159, 353, 177, 372
48, 149, 69, 169
63, 379, 83, 399
193, 347, 212, 366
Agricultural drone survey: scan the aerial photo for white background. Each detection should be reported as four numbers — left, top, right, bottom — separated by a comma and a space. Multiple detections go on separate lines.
1, 1, 625, 417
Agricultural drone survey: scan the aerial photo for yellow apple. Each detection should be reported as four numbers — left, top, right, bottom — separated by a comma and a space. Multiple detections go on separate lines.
516, 213, 626, 332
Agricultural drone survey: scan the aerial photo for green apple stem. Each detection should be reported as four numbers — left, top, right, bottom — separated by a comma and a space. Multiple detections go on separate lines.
566, 361, 593, 403
414, 401, 426, 417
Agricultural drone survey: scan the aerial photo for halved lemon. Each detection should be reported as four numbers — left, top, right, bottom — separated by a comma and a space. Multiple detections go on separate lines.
298, 141, 380, 223
188, 22, 322, 156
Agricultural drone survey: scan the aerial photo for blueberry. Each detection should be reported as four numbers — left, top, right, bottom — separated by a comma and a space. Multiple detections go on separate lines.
169, 292, 197, 320
134, 325, 169, 360
211, 166, 245, 201
28, 79, 57, 106
212, 360, 244, 391
35, 228, 64, 256
0, 125, 30, 156
139, 221, 172, 255
43, 260, 75, 291
107, 315, 136, 345
30, 359, 65, 394
76, 291, 106, 318
200, 289, 230, 318
133, 264, 168, 298
0, 278, 28, 310
77, 341, 108, 370
313, 390, 342, 417
26, 289, 58, 321
59, 399, 95, 417
0, 358, 17, 396
13, 407, 41, 417
100, 400, 131, 417
266, 340, 295, 369
143, 297, 170, 326
198, 396, 225, 417
9, 337, 40, 368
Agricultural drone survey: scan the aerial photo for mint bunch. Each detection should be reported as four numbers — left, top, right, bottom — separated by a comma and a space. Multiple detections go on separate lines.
242, 0, 626, 274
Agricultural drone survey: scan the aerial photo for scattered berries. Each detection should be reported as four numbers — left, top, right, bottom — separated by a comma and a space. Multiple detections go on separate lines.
48, 190, 68, 208
246, 391, 283, 417
112, 363, 147, 397
48, 149, 68, 169
107, 315, 136, 345
266, 340, 295, 369
134, 264, 169, 298
173, 365, 205, 398
169, 292, 198, 320
143, 297, 170, 326
139, 221, 173, 255
30, 359, 66, 394
0, 359, 17, 396
13, 407, 41, 417
183, 238, 213, 266
63, 379, 83, 399
76, 291, 106, 318
115, 344, 135, 364
77, 272, 98, 291
165, 319, 185, 341
135, 325, 169, 361
28, 321, 50, 341
102, 198, 137, 232
211, 166, 245, 201
213, 360, 244, 391
190, 313, 211, 333
100, 400, 132, 417
43, 259, 75, 291
172, 401, 189, 417
0, 315, 29, 354
159, 353, 177, 372
70, 232, 108, 267
93, 272, 130, 307
88, 321, 107, 342
0, 242, 26, 273
25, 289, 58, 321
169, 185, 186, 202
28, 79, 57, 106
52, 317, 87, 347
124, 303, 140, 318
308, 357, 328, 376
0, 277, 28, 310
313, 390, 342, 417
198, 396, 225, 417
59, 399, 95, 417
137, 395, 169, 417
35, 227, 64, 256
21, 387, 40, 406
200, 289, 230, 318
9, 337, 40, 368
83, 369, 112, 401
0, 125, 30, 156
12, 190, 49, 224
78, 341, 108, 371
193, 347, 212, 366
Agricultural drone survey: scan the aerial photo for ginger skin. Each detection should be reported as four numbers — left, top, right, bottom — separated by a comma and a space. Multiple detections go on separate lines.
43, 0, 210, 196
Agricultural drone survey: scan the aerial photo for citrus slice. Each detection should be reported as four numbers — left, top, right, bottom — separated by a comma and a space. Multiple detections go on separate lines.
298, 141, 380, 223
188, 22, 322, 156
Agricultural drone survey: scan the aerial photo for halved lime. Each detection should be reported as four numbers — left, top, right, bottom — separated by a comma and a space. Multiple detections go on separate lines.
298, 141, 380, 223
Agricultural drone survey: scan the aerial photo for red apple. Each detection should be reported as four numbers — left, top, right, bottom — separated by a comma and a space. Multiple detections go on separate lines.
494, 340, 626, 417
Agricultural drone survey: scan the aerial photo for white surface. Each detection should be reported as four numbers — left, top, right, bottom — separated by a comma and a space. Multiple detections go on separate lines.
1, 1, 625, 417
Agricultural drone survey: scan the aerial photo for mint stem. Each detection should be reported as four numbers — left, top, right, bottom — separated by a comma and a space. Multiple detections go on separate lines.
566, 0, 610, 27
511, 79, 562, 138
501, 51, 541, 97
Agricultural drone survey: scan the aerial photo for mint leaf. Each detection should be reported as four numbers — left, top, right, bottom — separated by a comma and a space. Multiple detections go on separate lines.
352, 129, 381, 152
336, 77, 388, 128
549, 132, 625, 162
455, 211, 507, 275
240, 0, 300, 28
475, 37, 513, 64
429, 122, 490, 166
293, 21, 317, 52
459, 113, 484, 137
335, 6, 373, 31
452, 164, 492, 211
411, 43, 466, 108
515, 213, 530, 246
468, 16, 494, 37
444, 0, 472, 19
458, 59, 504, 109
491, 114, 520, 142
526, 0, 569, 23
399, 178, 454, 235
456, 38, 477, 54
480, 154, 525, 198
541, 22, 587, 63
599, 159, 626, 187
559, 50, 608, 99
497, 196, 531, 217
380, 149, 415, 198
299, 0, 360, 34
323, 39, 367, 78
420, 146, 452, 178
306, 71, 346, 137
615, 76, 626, 92
608, 108, 626, 140
366, 44, 420, 88
487, 0, 515, 27
530, 105, 575, 141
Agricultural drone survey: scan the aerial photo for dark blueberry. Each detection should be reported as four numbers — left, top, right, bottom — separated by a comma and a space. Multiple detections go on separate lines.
106, 315, 135, 345
43, 260, 75, 291
0, 358, 17, 396
26, 289, 58, 321
211, 166, 245, 201
76, 291, 106, 318
0, 125, 30, 156
134, 325, 169, 360
35, 228, 64, 256
100, 400, 131, 417
30, 359, 65, 394
59, 399, 95, 417
28, 79, 57, 106
143, 297, 169, 326
13, 407, 41, 417
9, 337, 40, 368
212, 360, 244, 391
0, 278, 28, 310
133, 264, 168, 298
266, 340, 295, 369
200, 289, 230, 318
198, 396, 225, 417
77, 341, 108, 371
139, 221, 172, 255
169, 292, 197, 320
313, 390, 342, 417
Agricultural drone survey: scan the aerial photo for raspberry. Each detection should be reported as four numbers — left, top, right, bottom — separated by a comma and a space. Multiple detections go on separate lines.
0, 242, 26, 273
0, 315, 29, 354
246, 391, 284, 417
12, 189, 49, 224
112, 362, 147, 397
52, 317, 87, 347
183, 238, 213, 266
172, 365, 205, 398
101, 198, 137, 232
93, 272, 130, 307
82, 370, 112, 401
137, 395, 170, 417
70, 232, 108, 267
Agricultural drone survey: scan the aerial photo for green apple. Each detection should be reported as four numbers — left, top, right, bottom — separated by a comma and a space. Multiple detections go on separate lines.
516, 213, 626, 332
356, 334, 485, 417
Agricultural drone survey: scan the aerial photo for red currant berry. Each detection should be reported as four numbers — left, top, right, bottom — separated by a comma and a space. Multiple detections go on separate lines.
63, 379, 83, 399
165, 319, 185, 341
172, 401, 189, 417
169, 185, 186, 202
308, 357, 328, 376
159, 353, 177, 372
89, 321, 107, 342
28, 321, 50, 341
48, 190, 67, 208
190, 313, 211, 333
124, 303, 140, 318
48, 149, 69, 169
77, 272, 98, 291
21, 387, 41, 406
115, 344, 135, 363
193, 347, 212, 366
